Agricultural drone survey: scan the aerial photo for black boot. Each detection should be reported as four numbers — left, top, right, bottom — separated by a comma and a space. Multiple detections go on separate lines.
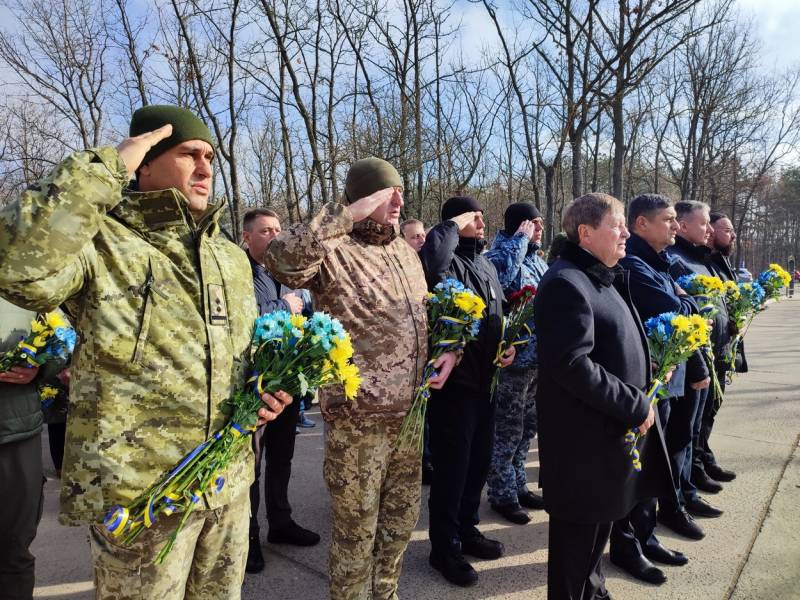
245, 533, 265, 574
429, 539, 479, 587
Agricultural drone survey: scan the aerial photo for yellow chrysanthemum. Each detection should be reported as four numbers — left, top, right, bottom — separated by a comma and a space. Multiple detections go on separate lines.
32, 335, 48, 348
290, 314, 306, 330
45, 312, 67, 330
39, 385, 59, 400
30, 320, 46, 333
329, 336, 354, 367
339, 363, 362, 399
672, 315, 691, 332
453, 292, 486, 319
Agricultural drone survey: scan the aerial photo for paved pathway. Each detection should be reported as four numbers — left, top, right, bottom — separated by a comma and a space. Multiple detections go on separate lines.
32, 297, 800, 599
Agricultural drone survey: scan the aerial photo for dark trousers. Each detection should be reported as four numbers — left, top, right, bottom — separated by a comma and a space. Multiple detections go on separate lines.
548, 517, 611, 600
0, 433, 44, 599
661, 386, 705, 513
428, 384, 495, 552
611, 399, 673, 558
697, 367, 726, 470
690, 386, 710, 479
47, 422, 66, 471
249, 395, 301, 534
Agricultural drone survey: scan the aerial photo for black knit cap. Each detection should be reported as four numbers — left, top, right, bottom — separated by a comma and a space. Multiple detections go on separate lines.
441, 195, 483, 222
503, 201, 542, 235
129, 105, 215, 165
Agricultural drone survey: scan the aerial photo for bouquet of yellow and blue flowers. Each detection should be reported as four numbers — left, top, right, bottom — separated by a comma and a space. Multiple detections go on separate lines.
397, 278, 485, 452
626, 312, 709, 471
722, 280, 766, 377
490, 285, 537, 395
675, 273, 725, 314
0, 312, 76, 373
757, 263, 791, 301
103, 310, 361, 563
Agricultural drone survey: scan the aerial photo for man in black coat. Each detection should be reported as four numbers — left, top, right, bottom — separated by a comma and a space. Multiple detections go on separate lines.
419, 196, 515, 588
242, 209, 320, 575
666, 201, 731, 501
611, 194, 709, 584
535, 193, 672, 600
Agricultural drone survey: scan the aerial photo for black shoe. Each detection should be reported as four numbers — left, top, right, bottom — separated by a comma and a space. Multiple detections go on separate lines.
422, 460, 434, 486
657, 509, 705, 540
461, 532, 504, 560
705, 463, 736, 482
490, 502, 530, 525
245, 535, 265, 574
610, 553, 667, 585
686, 496, 724, 518
267, 521, 321, 546
429, 549, 479, 587
693, 470, 723, 494
518, 489, 545, 510
643, 542, 689, 566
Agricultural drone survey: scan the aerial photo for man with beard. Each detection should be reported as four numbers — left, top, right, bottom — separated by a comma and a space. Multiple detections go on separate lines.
700, 212, 742, 482
419, 196, 515, 587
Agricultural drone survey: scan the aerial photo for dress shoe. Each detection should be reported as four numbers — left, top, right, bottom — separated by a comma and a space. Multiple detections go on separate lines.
610, 553, 667, 585
245, 535, 265, 574
686, 496, 723, 518
461, 532, 504, 560
491, 502, 530, 525
297, 412, 316, 428
518, 489, 545, 510
705, 463, 736, 482
429, 548, 479, 587
422, 460, 434, 486
643, 542, 689, 566
657, 508, 705, 540
693, 470, 723, 494
268, 521, 321, 546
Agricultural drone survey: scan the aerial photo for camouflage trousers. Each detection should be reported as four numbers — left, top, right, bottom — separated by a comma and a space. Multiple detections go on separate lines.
487, 367, 538, 506
324, 416, 421, 600
89, 492, 249, 600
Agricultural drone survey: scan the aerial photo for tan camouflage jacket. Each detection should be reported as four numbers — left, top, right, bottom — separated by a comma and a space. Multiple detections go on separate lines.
265, 202, 428, 420
0, 147, 257, 525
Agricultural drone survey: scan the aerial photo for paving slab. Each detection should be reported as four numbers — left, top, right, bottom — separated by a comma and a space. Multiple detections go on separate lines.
32, 297, 800, 599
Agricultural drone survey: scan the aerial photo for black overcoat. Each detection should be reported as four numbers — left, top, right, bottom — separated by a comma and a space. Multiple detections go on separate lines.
534, 241, 672, 524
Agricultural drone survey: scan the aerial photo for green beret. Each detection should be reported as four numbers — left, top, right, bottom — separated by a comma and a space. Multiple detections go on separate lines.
344, 157, 403, 203
129, 105, 215, 164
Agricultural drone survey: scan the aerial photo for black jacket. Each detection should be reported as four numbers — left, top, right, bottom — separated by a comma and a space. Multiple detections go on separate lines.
710, 251, 748, 373
620, 233, 709, 386
419, 221, 504, 395
667, 236, 732, 367
534, 242, 672, 524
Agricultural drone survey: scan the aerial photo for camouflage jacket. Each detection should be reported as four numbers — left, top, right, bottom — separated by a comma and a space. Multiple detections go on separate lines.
0, 147, 257, 525
265, 203, 428, 420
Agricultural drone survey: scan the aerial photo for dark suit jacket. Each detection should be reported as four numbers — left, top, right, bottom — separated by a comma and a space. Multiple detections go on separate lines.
535, 241, 672, 524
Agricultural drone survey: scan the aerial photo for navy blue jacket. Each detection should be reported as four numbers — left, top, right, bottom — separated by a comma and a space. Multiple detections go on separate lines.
248, 252, 312, 317
620, 233, 709, 390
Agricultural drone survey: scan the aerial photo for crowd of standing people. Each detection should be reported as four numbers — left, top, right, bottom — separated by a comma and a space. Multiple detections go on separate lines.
0, 105, 755, 600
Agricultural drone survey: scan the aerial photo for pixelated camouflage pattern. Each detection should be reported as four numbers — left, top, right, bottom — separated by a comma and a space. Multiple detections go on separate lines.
323, 417, 421, 600
90, 491, 249, 599
0, 147, 257, 526
487, 367, 539, 506
265, 202, 428, 420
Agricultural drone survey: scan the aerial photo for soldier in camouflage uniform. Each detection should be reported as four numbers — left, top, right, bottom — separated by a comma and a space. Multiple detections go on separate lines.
0, 105, 290, 600
265, 158, 458, 600
485, 202, 549, 525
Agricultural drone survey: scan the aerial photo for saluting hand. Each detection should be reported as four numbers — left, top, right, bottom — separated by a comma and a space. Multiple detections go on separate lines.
516, 220, 537, 241
348, 187, 396, 223
117, 124, 174, 177
449, 211, 478, 232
